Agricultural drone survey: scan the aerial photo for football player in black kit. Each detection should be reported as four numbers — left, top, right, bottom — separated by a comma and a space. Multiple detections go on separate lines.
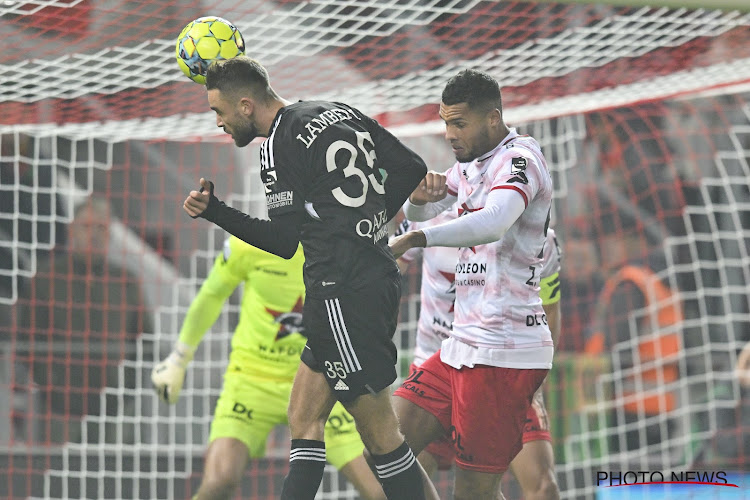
182, 57, 437, 500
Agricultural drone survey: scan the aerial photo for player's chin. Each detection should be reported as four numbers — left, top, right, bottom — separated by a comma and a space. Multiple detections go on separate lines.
454, 150, 472, 162
233, 134, 255, 147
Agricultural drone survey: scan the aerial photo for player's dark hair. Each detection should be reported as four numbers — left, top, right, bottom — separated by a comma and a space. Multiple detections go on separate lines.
205, 56, 278, 101
442, 69, 502, 113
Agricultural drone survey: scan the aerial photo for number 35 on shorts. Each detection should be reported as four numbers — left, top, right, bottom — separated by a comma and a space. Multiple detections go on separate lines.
325, 360, 348, 379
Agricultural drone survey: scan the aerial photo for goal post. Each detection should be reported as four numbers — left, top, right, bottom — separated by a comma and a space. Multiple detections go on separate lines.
2, 1, 749, 499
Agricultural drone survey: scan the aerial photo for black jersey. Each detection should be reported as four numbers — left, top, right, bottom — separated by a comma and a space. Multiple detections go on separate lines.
260, 101, 426, 298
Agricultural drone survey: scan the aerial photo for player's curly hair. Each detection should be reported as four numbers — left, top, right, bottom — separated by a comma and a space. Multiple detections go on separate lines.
442, 69, 502, 113
205, 56, 279, 102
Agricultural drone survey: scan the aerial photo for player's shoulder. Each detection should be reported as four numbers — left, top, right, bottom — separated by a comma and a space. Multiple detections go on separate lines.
276, 100, 371, 150
281, 100, 366, 127
225, 237, 304, 267
498, 136, 539, 164
488, 133, 549, 187
224, 236, 259, 262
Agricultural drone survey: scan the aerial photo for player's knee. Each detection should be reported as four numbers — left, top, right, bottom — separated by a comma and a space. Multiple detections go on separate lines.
354, 419, 403, 455
454, 475, 501, 500
287, 404, 326, 439
525, 470, 560, 500
196, 475, 240, 500
454, 484, 497, 500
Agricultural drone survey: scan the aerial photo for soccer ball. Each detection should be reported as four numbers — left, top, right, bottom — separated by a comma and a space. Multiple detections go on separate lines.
175, 16, 245, 85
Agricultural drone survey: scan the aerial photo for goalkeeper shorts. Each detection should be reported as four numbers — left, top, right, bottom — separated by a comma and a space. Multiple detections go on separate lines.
209, 369, 364, 469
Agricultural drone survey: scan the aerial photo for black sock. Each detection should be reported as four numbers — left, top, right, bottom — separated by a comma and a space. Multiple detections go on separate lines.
372, 441, 426, 500
280, 439, 327, 500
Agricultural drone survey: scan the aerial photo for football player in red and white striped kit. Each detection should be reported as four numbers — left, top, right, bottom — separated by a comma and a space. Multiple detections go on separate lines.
389, 69, 554, 500
395, 210, 562, 499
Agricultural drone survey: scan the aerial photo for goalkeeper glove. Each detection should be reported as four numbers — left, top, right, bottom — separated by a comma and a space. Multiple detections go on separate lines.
151, 341, 195, 404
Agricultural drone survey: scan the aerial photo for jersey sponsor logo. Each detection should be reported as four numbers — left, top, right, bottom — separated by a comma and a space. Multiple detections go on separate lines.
256, 343, 304, 360
454, 262, 486, 286
255, 267, 289, 277
454, 278, 485, 286
431, 317, 453, 334
231, 402, 254, 420
327, 411, 355, 432
455, 262, 487, 274
266, 190, 293, 210
402, 369, 426, 397
511, 157, 527, 172
449, 426, 474, 463
296, 107, 363, 148
321, 281, 336, 286
265, 295, 305, 340
334, 379, 350, 391
262, 169, 278, 194
508, 156, 529, 184
526, 313, 548, 327
356, 208, 389, 242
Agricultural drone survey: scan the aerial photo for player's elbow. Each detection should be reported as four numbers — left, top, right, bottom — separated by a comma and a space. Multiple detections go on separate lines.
412, 158, 428, 181
481, 222, 510, 244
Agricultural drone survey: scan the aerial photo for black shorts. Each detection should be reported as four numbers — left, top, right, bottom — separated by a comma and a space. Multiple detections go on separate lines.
301, 273, 401, 402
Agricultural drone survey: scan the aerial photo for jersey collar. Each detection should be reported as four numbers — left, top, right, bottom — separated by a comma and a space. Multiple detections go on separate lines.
476, 127, 518, 163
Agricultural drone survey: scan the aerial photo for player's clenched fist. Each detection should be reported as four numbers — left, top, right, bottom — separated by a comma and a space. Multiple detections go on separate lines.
151, 341, 195, 404
183, 178, 214, 219
409, 171, 448, 205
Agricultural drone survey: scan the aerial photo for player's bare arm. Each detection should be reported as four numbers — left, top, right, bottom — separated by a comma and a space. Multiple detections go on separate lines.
389, 231, 426, 259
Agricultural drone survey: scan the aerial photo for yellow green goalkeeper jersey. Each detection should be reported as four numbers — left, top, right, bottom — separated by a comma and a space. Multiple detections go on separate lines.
179, 236, 306, 381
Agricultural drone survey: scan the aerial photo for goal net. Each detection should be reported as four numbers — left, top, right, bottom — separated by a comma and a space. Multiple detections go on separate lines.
2, 1, 749, 499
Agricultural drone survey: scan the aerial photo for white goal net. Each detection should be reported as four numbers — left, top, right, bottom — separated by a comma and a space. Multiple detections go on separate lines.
2, 1, 749, 499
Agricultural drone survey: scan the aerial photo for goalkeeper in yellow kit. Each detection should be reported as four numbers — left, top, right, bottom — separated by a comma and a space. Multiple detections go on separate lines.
151, 237, 385, 500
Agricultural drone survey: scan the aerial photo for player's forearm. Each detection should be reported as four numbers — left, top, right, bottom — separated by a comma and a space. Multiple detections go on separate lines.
179, 291, 227, 348
403, 195, 456, 222
421, 189, 525, 247
383, 158, 428, 221
200, 199, 300, 259
178, 266, 237, 347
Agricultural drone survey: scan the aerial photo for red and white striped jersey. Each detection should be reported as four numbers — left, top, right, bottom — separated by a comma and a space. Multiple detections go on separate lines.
440, 128, 554, 369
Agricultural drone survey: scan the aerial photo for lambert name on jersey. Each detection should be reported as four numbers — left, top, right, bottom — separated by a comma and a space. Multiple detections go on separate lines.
295, 107, 363, 149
